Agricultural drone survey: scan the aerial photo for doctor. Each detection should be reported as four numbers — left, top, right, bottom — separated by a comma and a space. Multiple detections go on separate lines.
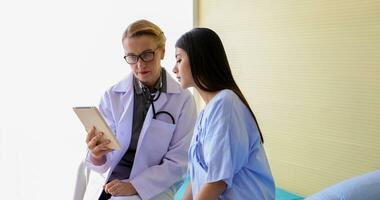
85, 19, 197, 200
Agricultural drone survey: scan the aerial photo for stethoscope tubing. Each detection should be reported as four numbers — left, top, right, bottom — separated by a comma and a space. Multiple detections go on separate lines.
143, 85, 176, 124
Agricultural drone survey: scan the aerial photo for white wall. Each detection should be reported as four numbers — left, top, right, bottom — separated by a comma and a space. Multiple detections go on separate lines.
198, 0, 380, 196
0, 1, 192, 199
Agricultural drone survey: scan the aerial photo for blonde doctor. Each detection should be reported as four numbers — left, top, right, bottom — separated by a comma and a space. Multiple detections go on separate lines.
85, 19, 197, 200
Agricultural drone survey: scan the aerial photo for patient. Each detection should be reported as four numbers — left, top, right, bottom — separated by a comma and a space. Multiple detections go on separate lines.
173, 27, 275, 200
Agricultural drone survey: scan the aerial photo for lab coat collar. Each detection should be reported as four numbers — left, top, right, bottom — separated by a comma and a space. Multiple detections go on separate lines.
112, 68, 181, 94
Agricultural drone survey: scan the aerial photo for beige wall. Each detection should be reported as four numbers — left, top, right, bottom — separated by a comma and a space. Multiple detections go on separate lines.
196, 0, 380, 196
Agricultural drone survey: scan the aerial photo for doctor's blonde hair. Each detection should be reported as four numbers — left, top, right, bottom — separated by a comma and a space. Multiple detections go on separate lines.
122, 19, 166, 48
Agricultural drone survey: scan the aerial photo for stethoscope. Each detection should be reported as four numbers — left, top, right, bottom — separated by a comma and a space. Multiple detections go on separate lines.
140, 80, 176, 124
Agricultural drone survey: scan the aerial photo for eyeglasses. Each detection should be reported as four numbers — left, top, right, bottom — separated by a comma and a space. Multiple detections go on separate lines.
124, 48, 159, 64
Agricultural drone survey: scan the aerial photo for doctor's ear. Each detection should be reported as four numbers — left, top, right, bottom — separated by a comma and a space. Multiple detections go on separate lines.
160, 47, 165, 60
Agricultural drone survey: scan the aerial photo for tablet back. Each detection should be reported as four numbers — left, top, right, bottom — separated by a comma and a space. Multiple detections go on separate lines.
73, 107, 121, 150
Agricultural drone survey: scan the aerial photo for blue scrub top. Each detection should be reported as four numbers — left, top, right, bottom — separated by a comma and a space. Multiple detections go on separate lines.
188, 89, 275, 199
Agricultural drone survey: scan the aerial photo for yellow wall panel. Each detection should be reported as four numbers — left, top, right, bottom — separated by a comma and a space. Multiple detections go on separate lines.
197, 0, 380, 196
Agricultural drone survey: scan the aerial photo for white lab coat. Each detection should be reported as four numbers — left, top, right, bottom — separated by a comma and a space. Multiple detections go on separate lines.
86, 70, 197, 200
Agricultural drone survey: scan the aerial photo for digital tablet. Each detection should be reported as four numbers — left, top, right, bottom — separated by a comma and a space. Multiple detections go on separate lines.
73, 106, 121, 150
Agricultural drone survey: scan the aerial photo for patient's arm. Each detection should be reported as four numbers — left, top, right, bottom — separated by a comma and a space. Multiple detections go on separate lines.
195, 181, 226, 200
183, 182, 193, 200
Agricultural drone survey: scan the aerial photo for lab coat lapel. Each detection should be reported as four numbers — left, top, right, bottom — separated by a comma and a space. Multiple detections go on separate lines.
135, 71, 179, 149
136, 92, 168, 152
117, 91, 134, 151
111, 75, 135, 170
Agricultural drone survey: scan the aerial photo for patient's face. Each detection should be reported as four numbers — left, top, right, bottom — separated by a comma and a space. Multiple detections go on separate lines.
173, 47, 194, 89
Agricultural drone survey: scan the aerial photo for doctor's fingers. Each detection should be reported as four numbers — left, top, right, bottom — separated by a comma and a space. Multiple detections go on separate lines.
87, 132, 104, 149
105, 180, 124, 195
92, 148, 113, 159
85, 127, 96, 143
90, 139, 110, 152
92, 142, 112, 155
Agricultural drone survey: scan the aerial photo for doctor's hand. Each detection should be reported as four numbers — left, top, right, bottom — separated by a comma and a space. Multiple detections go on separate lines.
86, 127, 113, 165
104, 179, 137, 197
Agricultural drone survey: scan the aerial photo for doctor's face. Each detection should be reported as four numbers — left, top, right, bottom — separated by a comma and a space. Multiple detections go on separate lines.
122, 35, 164, 87
173, 48, 194, 89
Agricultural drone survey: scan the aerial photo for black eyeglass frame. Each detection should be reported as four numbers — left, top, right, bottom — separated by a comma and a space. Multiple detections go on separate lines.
123, 47, 159, 64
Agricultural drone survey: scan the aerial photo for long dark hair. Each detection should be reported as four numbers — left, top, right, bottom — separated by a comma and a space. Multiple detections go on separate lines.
176, 28, 264, 143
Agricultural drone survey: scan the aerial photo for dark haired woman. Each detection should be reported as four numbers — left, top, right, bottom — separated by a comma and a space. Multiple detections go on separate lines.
173, 28, 275, 200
